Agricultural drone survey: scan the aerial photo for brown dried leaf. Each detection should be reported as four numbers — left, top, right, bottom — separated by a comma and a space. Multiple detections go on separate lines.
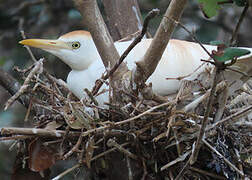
45, 121, 63, 130
28, 139, 56, 172
12, 152, 51, 180
171, 119, 199, 134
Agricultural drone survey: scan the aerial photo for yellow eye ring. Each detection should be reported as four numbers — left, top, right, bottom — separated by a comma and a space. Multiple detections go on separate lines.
72, 42, 81, 49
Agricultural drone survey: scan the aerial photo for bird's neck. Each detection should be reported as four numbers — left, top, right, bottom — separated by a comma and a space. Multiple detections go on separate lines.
78, 40, 101, 70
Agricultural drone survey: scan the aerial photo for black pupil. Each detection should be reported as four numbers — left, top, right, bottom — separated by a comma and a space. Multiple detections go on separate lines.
73, 43, 79, 48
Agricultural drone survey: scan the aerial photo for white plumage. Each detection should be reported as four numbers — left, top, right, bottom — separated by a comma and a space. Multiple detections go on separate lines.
19, 30, 252, 105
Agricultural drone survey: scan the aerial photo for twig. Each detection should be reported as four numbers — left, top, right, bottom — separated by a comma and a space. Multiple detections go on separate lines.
189, 167, 226, 180
24, 98, 33, 121
213, 85, 228, 122
1, 127, 79, 138
33, 83, 66, 103
107, 139, 138, 160
20, 30, 37, 62
20, 30, 70, 91
0, 68, 30, 109
229, 5, 249, 45
206, 105, 252, 132
135, 118, 163, 137
174, 156, 191, 180
84, 88, 98, 106
44, 71, 69, 92
59, 126, 70, 157
226, 67, 252, 78
164, 16, 214, 60
115, 101, 173, 126
0, 135, 32, 141
43, 140, 63, 146
117, 30, 141, 42
161, 151, 191, 171
51, 163, 81, 180
4, 58, 44, 110
91, 9, 160, 95
153, 132, 166, 142
79, 101, 173, 137
3, 101, 171, 140
190, 67, 220, 165
63, 129, 84, 160
90, 142, 130, 161
107, 9, 160, 79
183, 81, 227, 112
203, 139, 244, 177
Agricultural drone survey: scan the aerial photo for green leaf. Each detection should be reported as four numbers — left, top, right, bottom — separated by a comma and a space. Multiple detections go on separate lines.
198, 0, 226, 18
213, 47, 251, 62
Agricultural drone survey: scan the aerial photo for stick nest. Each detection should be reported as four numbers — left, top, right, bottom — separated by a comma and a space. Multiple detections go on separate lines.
2, 58, 252, 180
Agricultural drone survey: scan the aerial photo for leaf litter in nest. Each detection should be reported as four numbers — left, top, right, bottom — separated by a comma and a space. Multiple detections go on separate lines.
63, 102, 94, 129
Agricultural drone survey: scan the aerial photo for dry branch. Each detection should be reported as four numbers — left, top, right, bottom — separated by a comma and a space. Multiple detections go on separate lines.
51, 163, 81, 180
0, 68, 30, 108
107, 138, 138, 160
206, 105, 252, 132
4, 58, 43, 110
1, 127, 79, 138
133, 0, 188, 85
190, 67, 220, 165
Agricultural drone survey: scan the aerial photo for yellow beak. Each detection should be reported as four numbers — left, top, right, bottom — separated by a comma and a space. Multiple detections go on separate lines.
19, 39, 71, 50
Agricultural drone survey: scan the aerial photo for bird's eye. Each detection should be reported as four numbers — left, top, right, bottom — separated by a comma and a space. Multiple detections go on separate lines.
72, 42, 81, 49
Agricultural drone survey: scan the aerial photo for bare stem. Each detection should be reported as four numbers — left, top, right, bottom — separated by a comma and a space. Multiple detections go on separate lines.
51, 163, 81, 180
190, 67, 220, 165
107, 139, 138, 160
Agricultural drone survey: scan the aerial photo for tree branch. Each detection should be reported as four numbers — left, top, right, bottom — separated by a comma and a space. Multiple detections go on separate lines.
133, 0, 188, 85
102, 0, 143, 41
0, 68, 30, 109
1, 127, 79, 138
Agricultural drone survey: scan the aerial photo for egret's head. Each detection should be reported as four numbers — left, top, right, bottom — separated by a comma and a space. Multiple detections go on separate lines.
19, 30, 98, 71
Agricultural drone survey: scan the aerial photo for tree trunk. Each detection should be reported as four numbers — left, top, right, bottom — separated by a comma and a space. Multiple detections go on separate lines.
102, 0, 143, 41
